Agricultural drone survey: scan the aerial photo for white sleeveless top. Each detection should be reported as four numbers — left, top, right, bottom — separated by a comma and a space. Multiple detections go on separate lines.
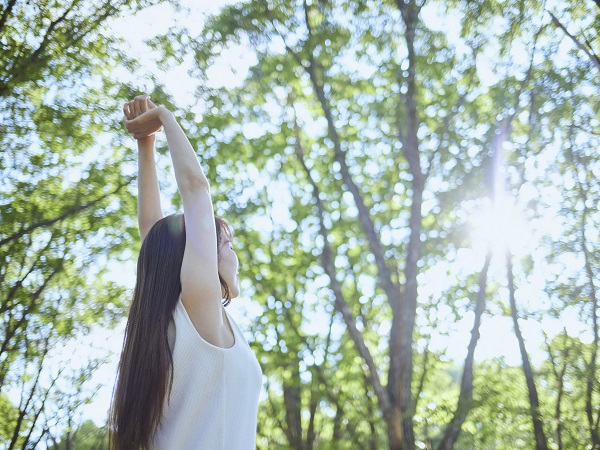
151, 296, 262, 450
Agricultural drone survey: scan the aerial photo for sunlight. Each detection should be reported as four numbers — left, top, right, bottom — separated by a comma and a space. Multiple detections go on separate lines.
470, 195, 533, 257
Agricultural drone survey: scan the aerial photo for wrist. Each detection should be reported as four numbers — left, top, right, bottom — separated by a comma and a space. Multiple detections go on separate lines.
157, 106, 173, 123
137, 134, 155, 151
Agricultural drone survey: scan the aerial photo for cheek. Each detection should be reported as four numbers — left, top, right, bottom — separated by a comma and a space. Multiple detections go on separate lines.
224, 250, 237, 267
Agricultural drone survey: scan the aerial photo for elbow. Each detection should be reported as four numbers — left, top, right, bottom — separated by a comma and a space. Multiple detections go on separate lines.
181, 174, 210, 193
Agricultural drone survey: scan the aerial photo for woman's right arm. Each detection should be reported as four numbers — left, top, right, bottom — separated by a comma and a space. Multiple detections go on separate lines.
124, 106, 226, 342
124, 96, 164, 241
137, 140, 163, 241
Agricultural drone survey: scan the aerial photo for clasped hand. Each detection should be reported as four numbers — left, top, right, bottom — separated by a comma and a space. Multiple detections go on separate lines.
123, 95, 165, 140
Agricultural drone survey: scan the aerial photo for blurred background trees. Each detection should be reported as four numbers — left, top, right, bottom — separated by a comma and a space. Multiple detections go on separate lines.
0, 0, 170, 447
1, 0, 598, 449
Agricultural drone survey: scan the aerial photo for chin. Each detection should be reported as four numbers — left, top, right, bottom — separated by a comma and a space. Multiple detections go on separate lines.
230, 276, 240, 299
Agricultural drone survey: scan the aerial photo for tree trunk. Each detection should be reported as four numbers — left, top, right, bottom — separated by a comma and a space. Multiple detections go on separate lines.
283, 358, 304, 450
438, 253, 492, 450
581, 201, 600, 449
566, 137, 600, 449
507, 253, 549, 450
391, 2, 425, 448
545, 331, 566, 450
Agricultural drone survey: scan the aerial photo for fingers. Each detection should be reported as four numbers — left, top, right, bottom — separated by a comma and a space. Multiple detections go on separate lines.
132, 98, 141, 116
128, 101, 136, 118
123, 103, 133, 120
123, 117, 135, 134
123, 117, 140, 134
123, 115, 158, 139
134, 95, 149, 116
122, 100, 162, 139
123, 95, 153, 119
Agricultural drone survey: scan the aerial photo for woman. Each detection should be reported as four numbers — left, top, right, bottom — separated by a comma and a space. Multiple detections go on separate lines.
109, 95, 262, 450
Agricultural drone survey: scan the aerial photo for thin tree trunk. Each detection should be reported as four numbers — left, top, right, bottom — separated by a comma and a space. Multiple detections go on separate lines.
269, 1, 405, 444
566, 134, 600, 449
283, 367, 304, 450
438, 253, 492, 450
292, 107, 396, 430
582, 201, 600, 449
8, 335, 51, 450
333, 400, 344, 441
506, 253, 549, 450
306, 386, 318, 450
27, 425, 49, 450
545, 330, 569, 450
0, 268, 61, 389
271, 292, 304, 450
265, 381, 288, 445
363, 370, 379, 450
20, 381, 56, 450
306, 307, 338, 449
414, 338, 430, 414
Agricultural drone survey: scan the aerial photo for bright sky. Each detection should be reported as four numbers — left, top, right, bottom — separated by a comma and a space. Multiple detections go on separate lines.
52, 0, 590, 428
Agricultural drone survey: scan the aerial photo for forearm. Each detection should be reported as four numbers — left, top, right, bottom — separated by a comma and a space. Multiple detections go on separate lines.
159, 108, 209, 190
137, 139, 163, 239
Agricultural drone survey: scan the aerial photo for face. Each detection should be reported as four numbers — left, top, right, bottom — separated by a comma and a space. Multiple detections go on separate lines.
218, 232, 240, 300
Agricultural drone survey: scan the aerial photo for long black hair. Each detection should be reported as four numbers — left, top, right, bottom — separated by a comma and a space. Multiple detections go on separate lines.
109, 213, 233, 450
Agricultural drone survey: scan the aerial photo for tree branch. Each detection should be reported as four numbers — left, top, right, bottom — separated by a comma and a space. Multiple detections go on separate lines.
413, 337, 430, 414
0, 263, 61, 364
390, 3, 425, 447
549, 11, 600, 72
292, 104, 394, 423
303, 51, 402, 313
0, 181, 127, 248
0, 0, 17, 36
8, 334, 51, 450
1, 231, 57, 314
27, 2, 78, 65
565, 136, 600, 447
543, 330, 568, 450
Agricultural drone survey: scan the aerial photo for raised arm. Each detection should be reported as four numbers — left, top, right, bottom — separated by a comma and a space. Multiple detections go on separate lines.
123, 96, 163, 241
137, 140, 163, 240
124, 102, 225, 343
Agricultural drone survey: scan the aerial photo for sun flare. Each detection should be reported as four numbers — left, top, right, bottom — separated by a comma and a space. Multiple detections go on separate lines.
470, 196, 532, 257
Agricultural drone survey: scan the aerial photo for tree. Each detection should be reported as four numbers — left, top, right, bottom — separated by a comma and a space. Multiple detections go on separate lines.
143, 0, 600, 448
1, 0, 172, 444
48, 420, 108, 450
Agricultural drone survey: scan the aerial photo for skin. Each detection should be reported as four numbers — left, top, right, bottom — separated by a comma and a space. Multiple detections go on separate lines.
123, 96, 240, 301
123, 95, 241, 347
218, 232, 240, 300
